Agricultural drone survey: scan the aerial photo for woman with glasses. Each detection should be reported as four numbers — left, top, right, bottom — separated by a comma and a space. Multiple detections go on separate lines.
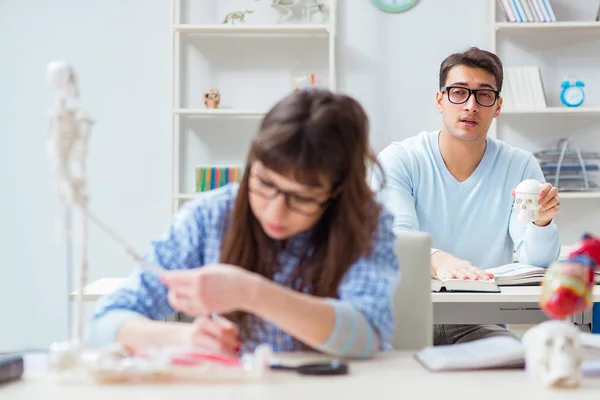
86, 88, 400, 360
374, 47, 561, 346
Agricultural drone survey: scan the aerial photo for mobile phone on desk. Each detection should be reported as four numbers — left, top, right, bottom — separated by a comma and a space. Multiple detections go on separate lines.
0, 354, 24, 384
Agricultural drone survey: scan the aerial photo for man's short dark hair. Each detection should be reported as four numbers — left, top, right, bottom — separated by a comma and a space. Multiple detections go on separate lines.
439, 47, 503, 92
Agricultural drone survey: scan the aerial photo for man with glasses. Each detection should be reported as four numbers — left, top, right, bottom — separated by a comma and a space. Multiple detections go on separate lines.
374, 47, 561, 345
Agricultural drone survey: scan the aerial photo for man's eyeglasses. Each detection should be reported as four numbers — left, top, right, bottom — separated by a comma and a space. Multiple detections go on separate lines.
441, 86, 500, 107
248, 175, 331, 216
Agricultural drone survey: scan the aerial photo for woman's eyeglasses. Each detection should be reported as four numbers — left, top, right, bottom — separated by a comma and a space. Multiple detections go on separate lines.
248, 175, 331, 216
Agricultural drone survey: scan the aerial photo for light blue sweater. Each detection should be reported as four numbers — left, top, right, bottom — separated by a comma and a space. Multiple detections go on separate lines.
373, 130, 561, 270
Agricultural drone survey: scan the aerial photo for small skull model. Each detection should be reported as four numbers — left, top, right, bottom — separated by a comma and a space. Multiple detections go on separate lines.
203, 88, 220, 109
522, 320, 583, 388
514, 179, 543, 223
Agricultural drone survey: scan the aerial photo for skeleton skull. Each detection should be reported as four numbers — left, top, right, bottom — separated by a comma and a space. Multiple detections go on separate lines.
522, 320, 583, 388
203, 88, 220, 109
47, 61, 79, 100
514, 179, 543, 223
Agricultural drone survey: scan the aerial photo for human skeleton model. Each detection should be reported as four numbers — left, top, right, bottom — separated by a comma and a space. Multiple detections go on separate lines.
45, 62, 269, 383
522, 233, 600, 388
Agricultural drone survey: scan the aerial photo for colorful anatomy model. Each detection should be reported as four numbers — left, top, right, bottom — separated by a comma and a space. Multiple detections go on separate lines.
540, 233, 600, 320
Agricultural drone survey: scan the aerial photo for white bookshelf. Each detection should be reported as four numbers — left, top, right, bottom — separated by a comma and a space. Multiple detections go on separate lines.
169, 0, 337, 212
173, 108, 266, 116
490, 0, 600, 243
173, 24, 331, 34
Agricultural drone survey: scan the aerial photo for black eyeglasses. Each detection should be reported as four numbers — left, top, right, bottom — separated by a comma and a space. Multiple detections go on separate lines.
248, 175, 331, 216
441, 86, 500, 107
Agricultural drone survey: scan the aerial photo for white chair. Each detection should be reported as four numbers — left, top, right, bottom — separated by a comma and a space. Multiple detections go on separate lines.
389, 230, 433, 351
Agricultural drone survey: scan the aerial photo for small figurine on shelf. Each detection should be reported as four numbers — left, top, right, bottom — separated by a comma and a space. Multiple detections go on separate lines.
204, 88, 220, 109
304, 0, 328, 23
222, 10, 253, 24
270, 0, 301, 23
292, 73, 325, 91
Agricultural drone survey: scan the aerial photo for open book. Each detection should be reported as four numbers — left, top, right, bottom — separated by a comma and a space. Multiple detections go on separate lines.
431, 262, 600, 292
415, 332, 600, 372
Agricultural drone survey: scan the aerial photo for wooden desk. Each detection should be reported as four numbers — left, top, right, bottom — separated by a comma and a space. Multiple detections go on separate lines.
69, 278, 126, 302
433, 286, 600, 325
72, 279, 599, 326
4, 351, 600, 399
433, 286, 600, 303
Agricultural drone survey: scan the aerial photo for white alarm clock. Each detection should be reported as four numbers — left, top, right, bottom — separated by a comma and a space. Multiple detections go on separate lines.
560, 80, 585, 108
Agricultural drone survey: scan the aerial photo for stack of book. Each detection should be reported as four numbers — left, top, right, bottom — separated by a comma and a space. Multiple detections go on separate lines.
500, 66, 547, 112
497, 0, 557, 22
195, 166, 243, 192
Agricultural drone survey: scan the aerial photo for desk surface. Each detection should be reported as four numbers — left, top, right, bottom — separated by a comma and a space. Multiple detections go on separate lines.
72, 278, 600, 304
4, 351, 600, 400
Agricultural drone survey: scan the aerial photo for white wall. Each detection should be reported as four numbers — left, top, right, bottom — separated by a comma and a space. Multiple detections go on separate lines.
0, 0, 171, 350
1, 0, 598, 350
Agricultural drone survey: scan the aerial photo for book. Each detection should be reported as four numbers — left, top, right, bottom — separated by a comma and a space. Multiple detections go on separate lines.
431, 262, 600, 292
415, 336, 525, 371
415, 332, 600, 372
431, 275, 501, 293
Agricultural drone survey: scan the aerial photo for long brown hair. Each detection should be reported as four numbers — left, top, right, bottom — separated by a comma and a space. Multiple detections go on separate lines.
219, 88, 384, 342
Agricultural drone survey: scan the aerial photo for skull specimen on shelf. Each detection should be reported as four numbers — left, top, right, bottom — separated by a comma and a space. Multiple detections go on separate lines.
204, 88, 220, 109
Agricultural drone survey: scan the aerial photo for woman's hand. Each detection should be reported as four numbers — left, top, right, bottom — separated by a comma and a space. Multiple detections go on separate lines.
179, 315, 241, 356
161, 263, 261, 316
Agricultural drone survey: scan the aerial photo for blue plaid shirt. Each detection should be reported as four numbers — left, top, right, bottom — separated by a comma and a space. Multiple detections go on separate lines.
87, 183, 401, 353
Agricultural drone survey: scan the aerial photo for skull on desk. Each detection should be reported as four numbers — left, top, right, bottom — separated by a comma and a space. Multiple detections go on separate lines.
522, 320, 583, 389
513, 179, 543, 223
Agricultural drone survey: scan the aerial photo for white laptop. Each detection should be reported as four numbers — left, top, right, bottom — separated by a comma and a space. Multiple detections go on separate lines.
388, 230, 433, 351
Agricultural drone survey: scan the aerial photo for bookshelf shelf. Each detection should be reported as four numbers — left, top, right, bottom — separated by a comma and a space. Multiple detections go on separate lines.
173, 193, 199, 200
169, 1, 338, 213
173, 108, 266, 117
560, 191, 600, 199
495, 21, 600, 30
501, 106, 600, 115
173, 24, 331, 35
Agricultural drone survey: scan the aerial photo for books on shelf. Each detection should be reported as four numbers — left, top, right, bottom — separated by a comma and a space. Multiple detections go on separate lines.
195, 166, 243, 192
498, 0, 556, 22
415, 333, 600, 372
431, 262, 600, 292
501, 66, 547, 111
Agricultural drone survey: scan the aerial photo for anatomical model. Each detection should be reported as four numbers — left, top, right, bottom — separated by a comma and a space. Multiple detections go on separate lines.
523, 233, 600, 388
513, 179, 543, 223
46, 61, 269, 384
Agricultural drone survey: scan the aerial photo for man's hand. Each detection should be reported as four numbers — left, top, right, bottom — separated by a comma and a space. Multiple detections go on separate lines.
534, 182, 560, 227
431, 251, 494, 280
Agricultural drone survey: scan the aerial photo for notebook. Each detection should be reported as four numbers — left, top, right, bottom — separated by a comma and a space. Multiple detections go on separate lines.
415, 332, 600, 372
